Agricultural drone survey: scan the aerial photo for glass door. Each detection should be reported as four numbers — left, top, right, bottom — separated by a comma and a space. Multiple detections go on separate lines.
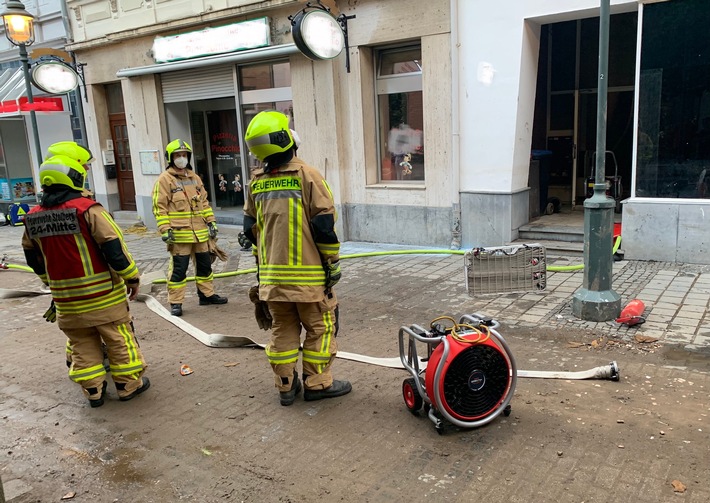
207, 109, 243, 209
188, 98, 243, 210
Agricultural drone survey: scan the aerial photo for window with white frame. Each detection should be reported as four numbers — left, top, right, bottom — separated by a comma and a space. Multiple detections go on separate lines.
376, 46, 424, 182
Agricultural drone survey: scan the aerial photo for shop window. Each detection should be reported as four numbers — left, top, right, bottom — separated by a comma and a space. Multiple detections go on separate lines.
636, 0, 710, 199
106, 83, 124, 114
239, 61, 291, 91
376, 45, 424, 182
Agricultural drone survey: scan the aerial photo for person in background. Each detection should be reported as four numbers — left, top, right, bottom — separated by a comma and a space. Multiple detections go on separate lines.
152, 139, 228, 317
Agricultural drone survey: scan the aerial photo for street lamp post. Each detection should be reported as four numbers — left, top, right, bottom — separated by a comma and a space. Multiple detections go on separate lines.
571, 0, 621, 321
1, 0, 44, 175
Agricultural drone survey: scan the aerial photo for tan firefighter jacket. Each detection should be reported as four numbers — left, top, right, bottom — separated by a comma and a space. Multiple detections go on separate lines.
22, 197, 140, 329
244, 157, 340, 303
152, 167, 216, 243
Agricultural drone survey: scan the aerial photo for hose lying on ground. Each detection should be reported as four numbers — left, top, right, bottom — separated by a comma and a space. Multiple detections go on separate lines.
135, 291, 619, 379
1, 285, 621, 380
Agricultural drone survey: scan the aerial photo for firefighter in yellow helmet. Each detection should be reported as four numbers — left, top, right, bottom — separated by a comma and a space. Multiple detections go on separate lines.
243, 111, 351, 406
46, 141, 95, 198
46, 141, 98, 367
21, 155, 150, 407
152, 139, 228, 316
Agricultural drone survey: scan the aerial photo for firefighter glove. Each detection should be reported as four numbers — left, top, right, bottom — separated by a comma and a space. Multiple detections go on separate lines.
248, 285, 272, 330
208, 222, 218, 239
238, 231, 252, 250
161, 228, 175, 244
324, 260, 341, 289
43, 300, 57, 323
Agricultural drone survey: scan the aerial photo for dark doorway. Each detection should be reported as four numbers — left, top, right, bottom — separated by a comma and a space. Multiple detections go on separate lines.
531, 12, 637, 212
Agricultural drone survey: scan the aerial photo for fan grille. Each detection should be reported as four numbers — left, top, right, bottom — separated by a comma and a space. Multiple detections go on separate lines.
442, 344, 510, 419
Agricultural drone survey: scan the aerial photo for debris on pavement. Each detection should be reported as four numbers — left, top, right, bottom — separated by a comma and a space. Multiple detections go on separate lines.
180, 364, 193, 376
671, 480, 687, 493
634, 334, 658, 344
61, 491, 76, 500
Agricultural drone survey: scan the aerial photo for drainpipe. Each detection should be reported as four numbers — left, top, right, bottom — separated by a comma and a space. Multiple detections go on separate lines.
449, 0, 462, 250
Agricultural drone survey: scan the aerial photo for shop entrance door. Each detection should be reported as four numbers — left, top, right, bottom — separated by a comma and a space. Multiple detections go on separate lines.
109, 114, 136, 210
189, 101, 244, 210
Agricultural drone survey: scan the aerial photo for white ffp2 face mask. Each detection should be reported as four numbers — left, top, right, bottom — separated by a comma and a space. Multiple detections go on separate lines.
174, 157, 188, 169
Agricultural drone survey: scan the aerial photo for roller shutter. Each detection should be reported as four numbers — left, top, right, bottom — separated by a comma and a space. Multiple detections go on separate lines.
161, 65, 234, 103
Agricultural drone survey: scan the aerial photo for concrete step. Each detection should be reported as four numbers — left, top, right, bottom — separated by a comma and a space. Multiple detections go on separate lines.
509, 238, 584, 257
518, 222, 584, 243
112, 210, 144, 228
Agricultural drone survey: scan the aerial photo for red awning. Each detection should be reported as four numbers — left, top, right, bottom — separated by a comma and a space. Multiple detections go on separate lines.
0, 96, 64, 113
0, 67, 66, 116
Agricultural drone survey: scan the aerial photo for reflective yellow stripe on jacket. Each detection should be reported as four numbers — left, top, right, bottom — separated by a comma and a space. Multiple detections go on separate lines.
55, 282, 128, 315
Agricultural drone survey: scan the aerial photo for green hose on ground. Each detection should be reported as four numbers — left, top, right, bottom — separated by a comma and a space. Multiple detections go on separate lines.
4, 236, 622, 283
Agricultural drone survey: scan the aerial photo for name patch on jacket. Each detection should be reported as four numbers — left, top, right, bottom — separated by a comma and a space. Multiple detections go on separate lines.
251, 176, 302, 194
25, 208, 81, 239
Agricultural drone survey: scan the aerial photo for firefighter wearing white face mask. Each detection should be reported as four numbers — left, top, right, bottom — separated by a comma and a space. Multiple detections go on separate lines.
152, 139, 227, 317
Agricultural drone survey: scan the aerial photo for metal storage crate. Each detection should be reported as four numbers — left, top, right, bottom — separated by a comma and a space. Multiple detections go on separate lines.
464, 244, 546, 295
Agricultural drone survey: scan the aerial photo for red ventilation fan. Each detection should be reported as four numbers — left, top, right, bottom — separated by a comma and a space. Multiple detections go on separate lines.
399, 314, 517, 433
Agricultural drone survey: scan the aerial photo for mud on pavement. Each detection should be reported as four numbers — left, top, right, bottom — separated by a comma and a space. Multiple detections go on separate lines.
1, 259, 709, 503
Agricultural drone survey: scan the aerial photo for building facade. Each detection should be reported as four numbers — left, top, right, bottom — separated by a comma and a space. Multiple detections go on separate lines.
0, 0, 84, 209
65, 0, 710, 263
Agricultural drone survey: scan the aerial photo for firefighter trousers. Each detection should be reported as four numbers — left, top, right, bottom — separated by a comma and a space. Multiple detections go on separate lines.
167, 241, 215, 304
63, 314, 147, 400
265, 294, 339, 392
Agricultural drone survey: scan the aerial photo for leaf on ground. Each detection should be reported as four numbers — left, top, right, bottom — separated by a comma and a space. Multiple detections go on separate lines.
634, 334, 658, 343
201, 448, 213, 456
671, 480, 687, 493
591, 339, 599, 348
61, 492, 77, 500
223, 362, 240, 367
567, 341, 587, 348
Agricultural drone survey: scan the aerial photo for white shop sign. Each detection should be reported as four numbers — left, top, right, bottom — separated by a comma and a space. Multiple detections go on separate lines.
152, 17, 271, 63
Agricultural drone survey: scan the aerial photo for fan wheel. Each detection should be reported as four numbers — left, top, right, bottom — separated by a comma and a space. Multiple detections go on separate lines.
441, 344, 510, 420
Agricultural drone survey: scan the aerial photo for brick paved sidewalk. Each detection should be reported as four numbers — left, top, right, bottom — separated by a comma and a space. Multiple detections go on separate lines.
2, 223, 709, 349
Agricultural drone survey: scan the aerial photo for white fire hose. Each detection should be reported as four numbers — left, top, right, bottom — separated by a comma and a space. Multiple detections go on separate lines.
2, 281, 620, 381
135, 292, 620, 381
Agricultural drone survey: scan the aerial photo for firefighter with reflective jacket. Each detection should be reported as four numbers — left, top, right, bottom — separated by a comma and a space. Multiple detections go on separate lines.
21, 155, 150, 408
152, 139, 227, 317
45, 141, 98, 367
243, 111, 351, 406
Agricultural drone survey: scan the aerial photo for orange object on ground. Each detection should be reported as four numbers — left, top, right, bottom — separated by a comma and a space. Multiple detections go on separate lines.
616, 299, 646, 326
180, 364, 193, 376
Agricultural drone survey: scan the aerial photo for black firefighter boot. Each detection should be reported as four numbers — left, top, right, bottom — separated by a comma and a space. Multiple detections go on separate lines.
303, 379, 352, 402
279, 371, 302, 406
197, 289, 228, 306
87, 381, 108, 408
170, 304, 183, 316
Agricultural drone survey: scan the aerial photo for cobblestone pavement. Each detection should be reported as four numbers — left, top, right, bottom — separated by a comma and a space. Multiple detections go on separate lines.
3, 223, 709, 349
1, 223, 709, 502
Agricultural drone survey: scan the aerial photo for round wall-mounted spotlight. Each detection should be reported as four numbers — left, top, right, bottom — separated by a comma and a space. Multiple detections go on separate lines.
31, 60, 80, 94
291, 9, 345, 61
